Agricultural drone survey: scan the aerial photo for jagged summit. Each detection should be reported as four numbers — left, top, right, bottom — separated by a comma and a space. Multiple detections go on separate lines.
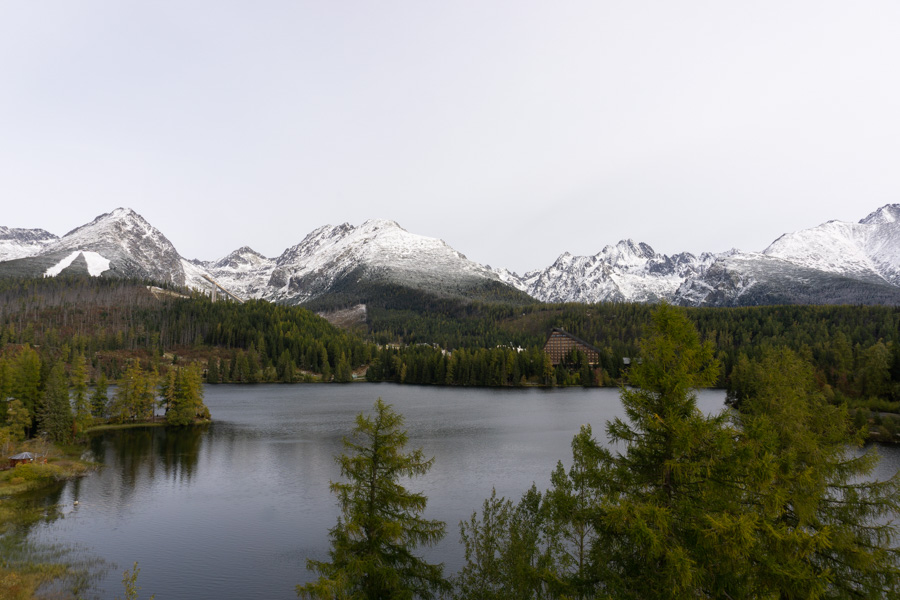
266, 219, 503, 304
2, 203, 900, 307
61, 207, 146, 238
201, 246, 276, 300
513, 238, 712, 304
860, 204, 900, 226
0, 226, 58, 261
46, 208, 186, 284
0, 207, 191, 286
0, 226, 57, 243
212, 246, 271, 268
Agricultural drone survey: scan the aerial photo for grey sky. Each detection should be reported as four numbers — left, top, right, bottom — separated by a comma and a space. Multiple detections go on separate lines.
2, 1, 899, 274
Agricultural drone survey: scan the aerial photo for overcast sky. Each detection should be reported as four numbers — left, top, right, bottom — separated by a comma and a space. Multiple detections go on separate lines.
2, 1, 899, 274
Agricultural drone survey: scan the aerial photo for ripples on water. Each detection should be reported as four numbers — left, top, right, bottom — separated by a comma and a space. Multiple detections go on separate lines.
26, 384, 899, 599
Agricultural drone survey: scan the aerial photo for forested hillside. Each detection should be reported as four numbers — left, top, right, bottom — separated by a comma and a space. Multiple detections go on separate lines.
0, 277, 372, 383
1, 276, 900, 414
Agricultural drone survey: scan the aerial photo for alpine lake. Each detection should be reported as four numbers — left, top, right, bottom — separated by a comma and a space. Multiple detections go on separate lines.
19, 384, 900, 599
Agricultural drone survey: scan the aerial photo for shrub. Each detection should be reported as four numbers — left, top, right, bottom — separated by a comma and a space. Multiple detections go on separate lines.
12, 463, 61, 483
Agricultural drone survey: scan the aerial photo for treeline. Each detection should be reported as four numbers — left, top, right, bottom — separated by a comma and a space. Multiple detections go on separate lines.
0, 344, 209, 449
3, 277, 900, 409
367, 300, 900, 406
366, 345, 600, 387
0, 277, 374, 382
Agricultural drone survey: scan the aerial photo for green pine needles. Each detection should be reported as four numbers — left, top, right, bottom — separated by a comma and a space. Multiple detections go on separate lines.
297, 398, 448, 600
298, 305, 900, 599
455, 304, 900, 599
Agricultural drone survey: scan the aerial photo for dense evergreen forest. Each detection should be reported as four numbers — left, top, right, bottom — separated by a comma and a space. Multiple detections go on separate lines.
1, 276, 900, 415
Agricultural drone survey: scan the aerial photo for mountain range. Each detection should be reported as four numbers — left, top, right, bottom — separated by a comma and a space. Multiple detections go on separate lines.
2, 205, 900, 307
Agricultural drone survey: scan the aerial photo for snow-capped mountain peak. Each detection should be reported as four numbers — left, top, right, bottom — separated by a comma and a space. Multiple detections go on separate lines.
40, 208, 189, 285
860, 203, 900, 226
761, 206, 900, 285
212, 246, 271, 269
4, 203, 900, 308
0, 226, 58, 261
520, 238, 712, 304
200, 246, 276, 300
266, 219, 502, 304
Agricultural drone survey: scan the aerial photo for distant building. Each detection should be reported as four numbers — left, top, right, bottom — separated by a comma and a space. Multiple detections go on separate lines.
8, 452, 36, 468
543, 328, 601, 366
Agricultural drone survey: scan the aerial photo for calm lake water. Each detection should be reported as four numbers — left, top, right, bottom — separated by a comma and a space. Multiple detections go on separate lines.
24, 383, 900, 599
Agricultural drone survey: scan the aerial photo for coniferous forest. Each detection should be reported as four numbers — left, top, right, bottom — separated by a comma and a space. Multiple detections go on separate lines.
1, 276, 899, 410
2, 276, 900, 598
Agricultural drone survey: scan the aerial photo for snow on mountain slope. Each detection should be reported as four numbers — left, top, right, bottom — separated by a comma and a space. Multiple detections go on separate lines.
764, 220, 882, 280
520, 204, 900, 306
200, 246, 276, 300
673, 248, 900, 307
180, 258, 215, 292
859, 204, 900, 285
45, 251, 111, 277
762, 204, 900, 286
3, 203, 900, 307
520, 240, 715, 303
0, 226, 58, 261
267, 219, 505, 304
40, 208, 188, 285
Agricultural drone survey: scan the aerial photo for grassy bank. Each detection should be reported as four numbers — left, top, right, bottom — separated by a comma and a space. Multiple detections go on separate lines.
0, 442, 99, 600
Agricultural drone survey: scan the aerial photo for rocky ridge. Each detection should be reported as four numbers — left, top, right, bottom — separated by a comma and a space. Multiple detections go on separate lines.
2, 204, 900, 307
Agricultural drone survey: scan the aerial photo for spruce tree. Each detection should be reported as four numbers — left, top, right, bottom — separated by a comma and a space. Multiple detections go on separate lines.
297, 398, 447, 600
91, 372, 109, 417
71, 353, 92, 438
735, 347, 900, 599
457, 304, 900, 599
37, 361, 73, 442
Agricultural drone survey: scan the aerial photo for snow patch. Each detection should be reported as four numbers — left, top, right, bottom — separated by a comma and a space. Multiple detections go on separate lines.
44, 251, 111, 277
83, 251, 112, 276
44, 252, 80, 277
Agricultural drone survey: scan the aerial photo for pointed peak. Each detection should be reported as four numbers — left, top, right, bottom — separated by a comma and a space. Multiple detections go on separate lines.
613, 239, 656, 258
229, 246, 265, 258
109, 207, 138, 218
63, 207, 151, 237
860, 204, 900, 226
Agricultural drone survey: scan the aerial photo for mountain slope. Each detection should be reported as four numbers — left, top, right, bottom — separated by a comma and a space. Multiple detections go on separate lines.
2, 204, 900, 308
763, 204, 900, 286
0, 226, 58, 262
673, 250, 900, 307
518, 204, 900, 307
0, 208, 195, 286
265, 219, 521, 305
512, 240, 715, 303
197, 246, 276, 300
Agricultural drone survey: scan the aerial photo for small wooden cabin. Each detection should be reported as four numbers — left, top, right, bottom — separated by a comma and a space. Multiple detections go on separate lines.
8, 452, 36, 468
543, 328, 601, 366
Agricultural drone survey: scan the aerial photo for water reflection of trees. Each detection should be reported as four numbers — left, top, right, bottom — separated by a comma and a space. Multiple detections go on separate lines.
100, 425, 208, 489
2, 482, 66, 538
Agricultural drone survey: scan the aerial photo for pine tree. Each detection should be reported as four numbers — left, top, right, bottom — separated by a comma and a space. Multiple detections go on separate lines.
163, 365, 208, 426
11, 345, 42, 421
297, 398, 447, 600
91, 372, 109, 417
206, 357, 220, 384
543, 425, 610, 598
734, 347, 900, 599
110, 362, 157, 423
37, 361, 73, 442
335, 352, 353, 383
71, 353, 92, 438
